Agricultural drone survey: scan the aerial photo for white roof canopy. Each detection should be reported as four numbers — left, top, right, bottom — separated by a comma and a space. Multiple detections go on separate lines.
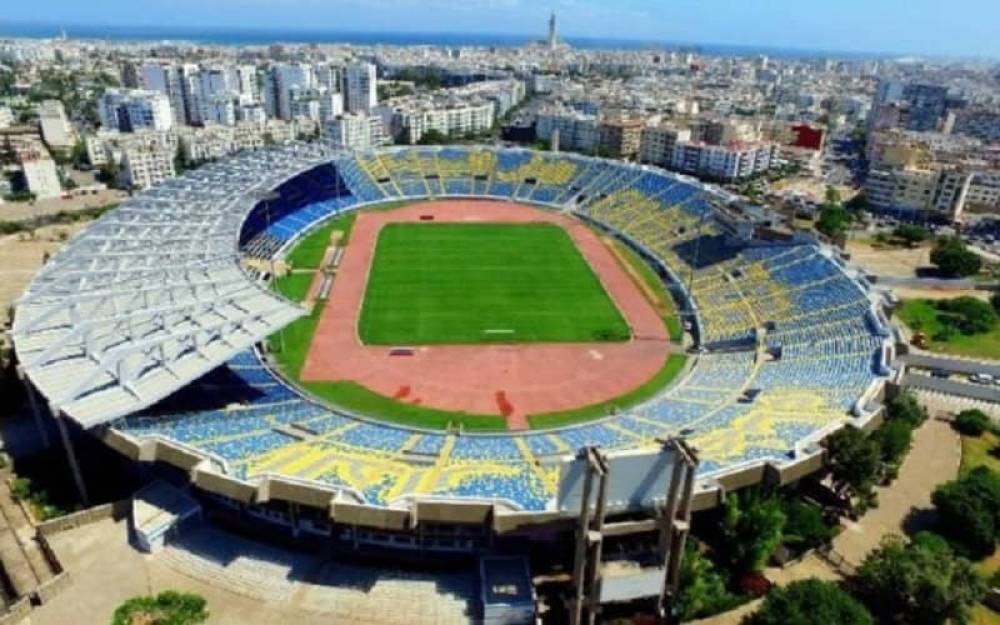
13, 143, 339, 428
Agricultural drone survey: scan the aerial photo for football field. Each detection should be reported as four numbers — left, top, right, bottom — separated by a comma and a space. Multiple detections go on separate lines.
358, 222, 631, 345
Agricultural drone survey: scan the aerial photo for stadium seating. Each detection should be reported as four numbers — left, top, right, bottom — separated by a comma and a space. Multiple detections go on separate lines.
111, 146, 888, 513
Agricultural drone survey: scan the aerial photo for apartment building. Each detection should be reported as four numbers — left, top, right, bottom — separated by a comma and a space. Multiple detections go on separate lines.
118, 132, 177, 189
639, 124, 691, 166
598, 118, 643, 159
535, 108, 599, 152
671, 141, 777, 182
323, 112, 386, 149
393, 99, 494, 144
99, 89, 174, 132
344, 63, 378, 114
953, 108, 1000, 143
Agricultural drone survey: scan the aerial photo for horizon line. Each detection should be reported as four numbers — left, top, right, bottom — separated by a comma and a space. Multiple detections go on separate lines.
0, 19, 996, 62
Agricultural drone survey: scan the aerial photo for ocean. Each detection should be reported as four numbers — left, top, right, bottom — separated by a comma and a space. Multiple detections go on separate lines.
0, 21, 893, 60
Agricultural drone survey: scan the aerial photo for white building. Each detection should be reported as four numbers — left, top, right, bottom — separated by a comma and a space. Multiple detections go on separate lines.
100, 89, 174, 132
536, 108, 599, 152
0, 105, 13, 129
394, 99, 494, 144
141, 63, 190, 126
323, 113, 386, 149
268, 63, 315, 121
37, 100, 76, 149
20, 153, 63, 199
670, 141, 777, 182
118, 132, 177, 190
344, 63, 378, 114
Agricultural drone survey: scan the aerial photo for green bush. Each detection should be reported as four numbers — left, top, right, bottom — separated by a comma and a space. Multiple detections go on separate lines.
675, 542, 744, 621
781, 500, 834, 550
10, 477, 31, 501
111, 591, 208, 625
931, 466, 1000, 557
954, 409, 992, 437
894, 224, 929, 247
935, 296, 998, 335
750, 578, 872, 625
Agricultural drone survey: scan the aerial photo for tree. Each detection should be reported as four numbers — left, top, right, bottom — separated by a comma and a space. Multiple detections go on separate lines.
935, 296, 998, 335
816, 205, 850, 238
111, 591, 208, 625
854, 534, 986, 625
886, 391, 928, 428
718, 489, 786, 574
894, 224, 929, 247
749, 578, 873, 625
930, 236, 982, 278
875, 418, 913, 467
823, 425, 881, 509
932, 466, 1000, 557
824, 185, 842, 208
991, 290, 1000, 315
676, 543, 742, 621
416, 128, 448, 145
953, 409, 991, 437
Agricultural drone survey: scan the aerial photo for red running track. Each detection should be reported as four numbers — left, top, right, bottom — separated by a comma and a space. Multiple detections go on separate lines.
299, 200, 670, 430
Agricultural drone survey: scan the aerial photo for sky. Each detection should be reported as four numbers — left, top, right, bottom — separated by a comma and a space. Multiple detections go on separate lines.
5, 0, 1000, 59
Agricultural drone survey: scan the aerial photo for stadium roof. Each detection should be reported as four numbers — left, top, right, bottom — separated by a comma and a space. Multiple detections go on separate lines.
12, 143, 338, 428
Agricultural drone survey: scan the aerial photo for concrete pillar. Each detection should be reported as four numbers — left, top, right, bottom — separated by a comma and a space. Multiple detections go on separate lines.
17, 368, 51, 449
54, 412, 90, 507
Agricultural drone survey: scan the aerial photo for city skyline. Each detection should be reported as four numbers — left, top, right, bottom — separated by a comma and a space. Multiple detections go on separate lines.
3, 0, 1000, 60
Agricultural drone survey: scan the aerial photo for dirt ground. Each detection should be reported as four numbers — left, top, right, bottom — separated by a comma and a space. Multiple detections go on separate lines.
0, 222, 89, 329
846, 240, 933, 278
0, 188, 122, 222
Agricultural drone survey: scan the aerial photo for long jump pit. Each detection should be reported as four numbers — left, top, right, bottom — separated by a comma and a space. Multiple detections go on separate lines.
299, 199, 671, 430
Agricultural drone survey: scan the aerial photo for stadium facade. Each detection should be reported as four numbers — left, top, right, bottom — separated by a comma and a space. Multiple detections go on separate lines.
12, 144, 898, 546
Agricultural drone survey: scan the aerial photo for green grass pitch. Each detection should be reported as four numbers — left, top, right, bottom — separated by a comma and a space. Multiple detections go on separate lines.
358, 223, 631, 345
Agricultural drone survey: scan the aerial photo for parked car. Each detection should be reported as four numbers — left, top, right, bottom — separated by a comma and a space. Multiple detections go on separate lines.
969, 373, 995, 385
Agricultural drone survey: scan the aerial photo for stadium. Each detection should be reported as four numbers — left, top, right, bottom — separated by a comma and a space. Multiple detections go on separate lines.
10, 144, 897, 618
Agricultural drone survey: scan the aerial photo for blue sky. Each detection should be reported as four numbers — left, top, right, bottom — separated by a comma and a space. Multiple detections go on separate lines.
6, 0, 1000, 59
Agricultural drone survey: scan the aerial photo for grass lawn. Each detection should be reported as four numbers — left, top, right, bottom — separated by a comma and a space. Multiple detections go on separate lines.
271, 272, 314, 303
527, 353, 688, 428
298, 381, 506, 432
960, 430, 1000, 478
284, 212, 356, 270
897, 299, 1000, 360
607, 238, 684, 344
358, 222, 631, 345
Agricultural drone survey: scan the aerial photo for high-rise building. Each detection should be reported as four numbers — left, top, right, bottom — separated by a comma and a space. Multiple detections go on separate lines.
99, 89, 174, 132
268, 63, 315, 120
141, 63, 190, 126
343, 63, 378, 114
548, 12, 558, 50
